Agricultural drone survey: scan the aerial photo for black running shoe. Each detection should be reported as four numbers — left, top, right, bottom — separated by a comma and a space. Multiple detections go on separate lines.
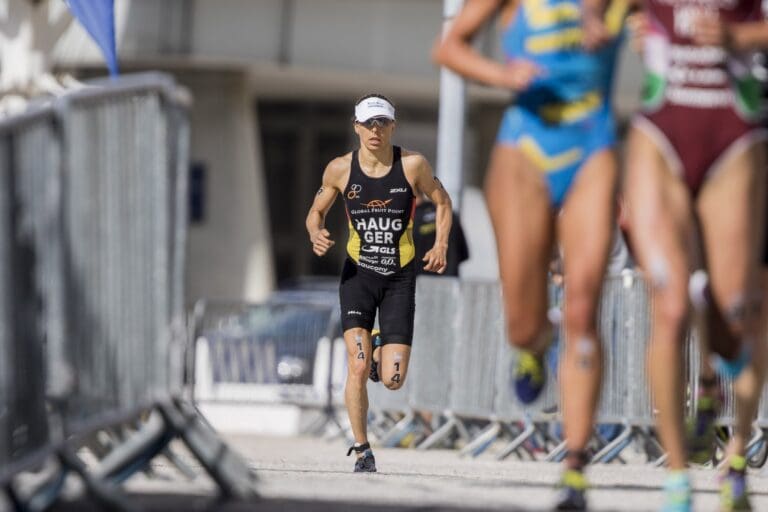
687, 392, 720, 465
554, 469, 587, 510
369, 359, 380, 382
347, 442, 377, 473
369, 330, 383, 383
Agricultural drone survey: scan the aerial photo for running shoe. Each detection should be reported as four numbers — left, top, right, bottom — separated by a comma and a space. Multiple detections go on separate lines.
347, 442, 377, 473
687, 392, 720, 465
662, 471, 692, 512
554, 469, 587, 510
369, 330, 383, 383
714, 347, 751, 380
720, 455, 752, 511
513, 350, 546, 404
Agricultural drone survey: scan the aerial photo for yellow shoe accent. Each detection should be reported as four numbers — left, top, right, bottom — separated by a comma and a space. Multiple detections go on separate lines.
730, 455, 747, 472
516, 350, 544, 385
561, 469, 588, 491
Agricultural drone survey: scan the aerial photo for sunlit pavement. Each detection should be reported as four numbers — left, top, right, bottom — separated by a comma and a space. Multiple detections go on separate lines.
49, 435, 768, 511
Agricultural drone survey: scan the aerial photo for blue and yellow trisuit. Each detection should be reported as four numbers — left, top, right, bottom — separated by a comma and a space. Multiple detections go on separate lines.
497, 0, 628, 207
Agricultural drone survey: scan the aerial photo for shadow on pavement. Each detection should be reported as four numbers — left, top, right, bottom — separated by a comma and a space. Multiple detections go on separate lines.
49, 493, 529, 511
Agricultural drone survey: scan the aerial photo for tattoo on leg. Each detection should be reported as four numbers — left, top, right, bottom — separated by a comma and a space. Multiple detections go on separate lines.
648, 252, 670, 290
391, 353, 403, 384
724, 296, 746, 326
356, 333, 365, 361
576, 337, 595, 370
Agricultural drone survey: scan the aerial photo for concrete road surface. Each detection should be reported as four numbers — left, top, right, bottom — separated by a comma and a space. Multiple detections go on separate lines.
49, 435, 768, 511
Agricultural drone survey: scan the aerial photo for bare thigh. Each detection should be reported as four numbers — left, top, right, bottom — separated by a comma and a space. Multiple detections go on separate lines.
379, 344, 411, 388
697, 140, 767, 337
624, 124, 694, 320
558, 148, 618, 334
484, 144, 554, 344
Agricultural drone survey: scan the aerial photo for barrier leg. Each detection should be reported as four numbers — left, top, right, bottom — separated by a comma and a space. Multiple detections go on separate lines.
416, 412, 460, 450
159, 399, 258, 500
712, 426, 767, 470
590, 425, 634, 464
378, 411, 417, 448
498, 423, 528, 459
25, 467, 68, 512
533, 422, 563, 455
635, 428, 666, 463
311, 404, 349, 441
368, 409, 396, 439
459, 421, 501, 458
543, 440, 568, 462
745, 427, 766, 463
455, 416, 471, 444
496, 420, 537, 461
58, 447, 139, 512
91, 412, 173, 484
5, 483, 25, 512
160, 446, 198, 480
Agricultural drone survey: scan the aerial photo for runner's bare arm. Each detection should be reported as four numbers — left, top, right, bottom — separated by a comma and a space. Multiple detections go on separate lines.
582, 0, 610, 50
693, 16, 768, 51
431, 0, 540, 91
409, 153, 452, 274
306, 159, 345, 257
583, 0, 641, 50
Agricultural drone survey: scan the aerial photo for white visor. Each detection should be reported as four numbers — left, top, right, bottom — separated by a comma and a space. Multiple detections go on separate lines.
355, 97, 395, 123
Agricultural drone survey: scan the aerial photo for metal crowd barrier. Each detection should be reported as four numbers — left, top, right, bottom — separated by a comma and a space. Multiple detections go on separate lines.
369, 277, 459, 447
190, 290, 349, 437
194, 300, 339, 399
190, 267, 768, 466
367, 270, 768, 465
0, 73, 257, 509
0, 109, 52, 487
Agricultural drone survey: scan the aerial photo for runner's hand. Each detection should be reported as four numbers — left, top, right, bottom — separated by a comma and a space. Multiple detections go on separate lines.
627, 11, 649, 53
582, 8, 610, 51
692, 13, 732, 48
422, 245, 447, 274
310, 229, 335, 256
499, 59, 541, 91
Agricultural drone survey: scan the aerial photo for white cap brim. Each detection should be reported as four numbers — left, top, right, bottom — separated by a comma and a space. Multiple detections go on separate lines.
355, 97, 395, 122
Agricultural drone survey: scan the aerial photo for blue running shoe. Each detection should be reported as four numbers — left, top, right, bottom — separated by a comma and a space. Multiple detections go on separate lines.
555, 469, 588, 510
662, 471, 692, 512
720, 455, 752, 511
513, 350, 546, 404
714, 347, 751, 380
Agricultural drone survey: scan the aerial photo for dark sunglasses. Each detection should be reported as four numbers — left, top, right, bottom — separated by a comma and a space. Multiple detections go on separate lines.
357, 117, 393, 129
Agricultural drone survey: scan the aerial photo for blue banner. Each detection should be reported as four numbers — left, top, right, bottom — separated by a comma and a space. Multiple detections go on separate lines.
66, 0, 119, 76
